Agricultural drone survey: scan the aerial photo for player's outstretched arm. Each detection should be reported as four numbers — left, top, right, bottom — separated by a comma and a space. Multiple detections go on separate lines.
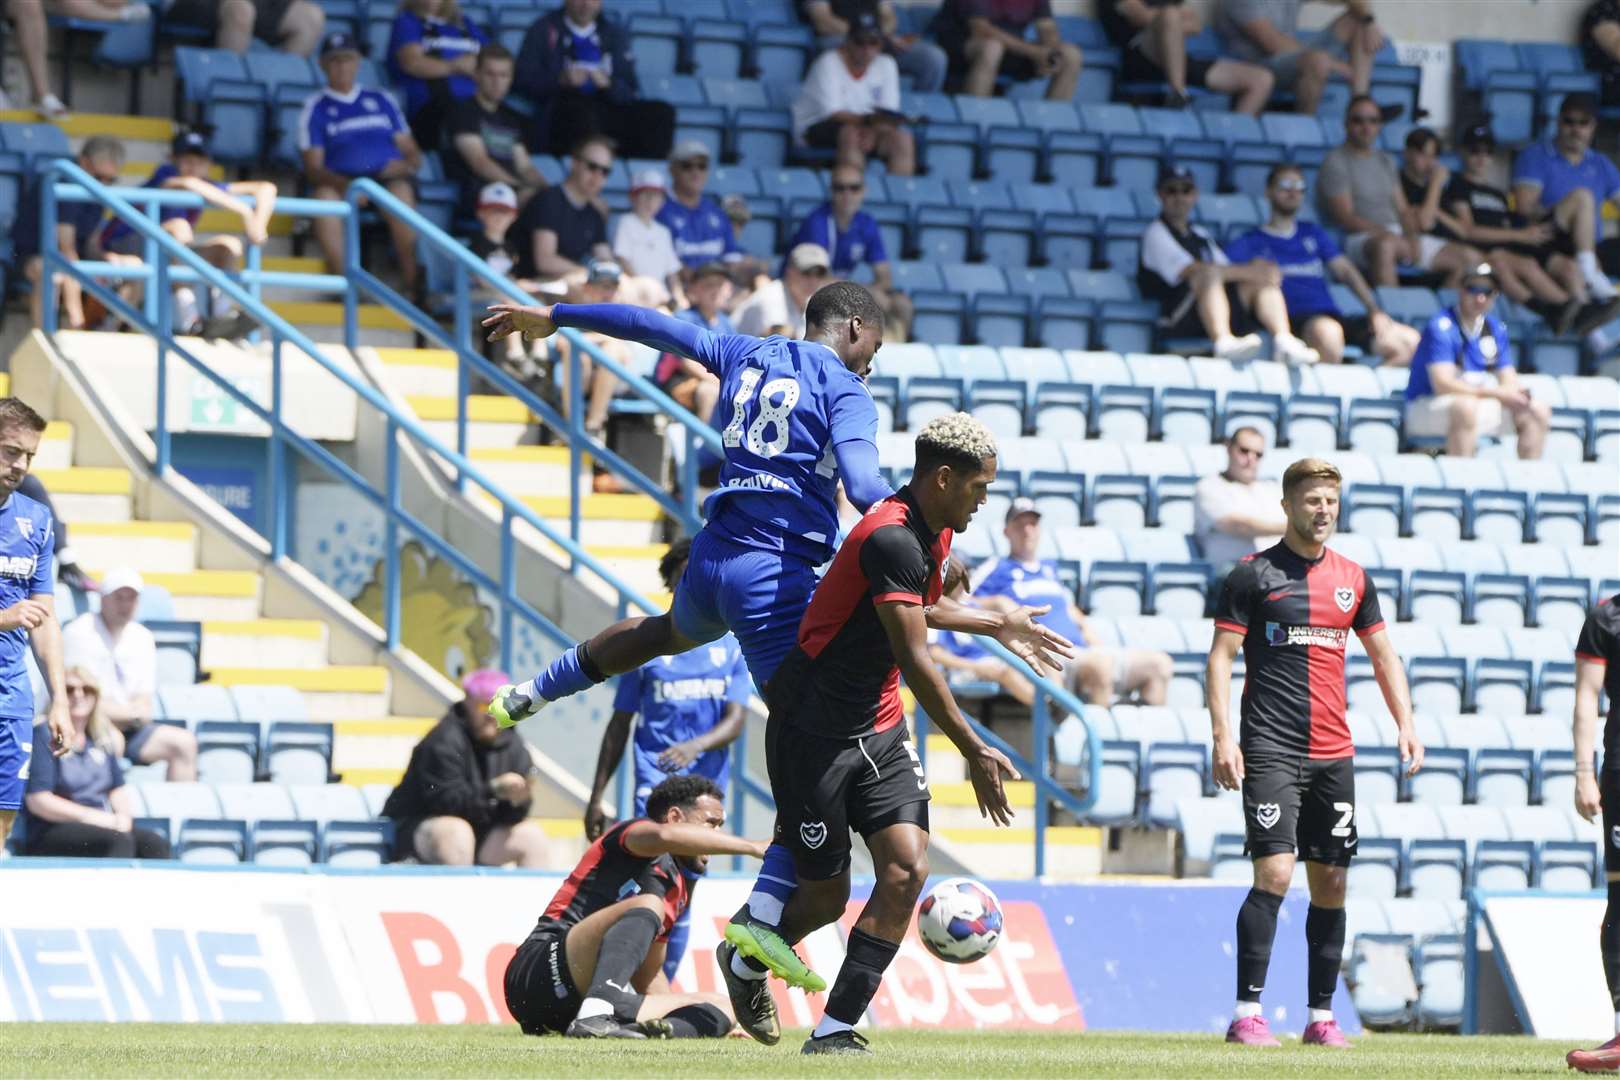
1572, 656, 1605, 822
550, 302, 725, 370
924, 599, 1075, 677
620, 819, 769, 860
483, 302, 557, 342
1362, 627, 1423, 776
875, 599, 1020, 826
1206, 628, 1244, 791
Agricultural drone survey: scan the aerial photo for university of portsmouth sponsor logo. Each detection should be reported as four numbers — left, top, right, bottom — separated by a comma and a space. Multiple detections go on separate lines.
1264, 621, 1347, 649
0, 554, 36, 579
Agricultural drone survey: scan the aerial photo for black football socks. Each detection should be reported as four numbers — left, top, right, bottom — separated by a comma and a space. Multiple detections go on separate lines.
1236, 888, 1284, 1004
1305, 903, 1347, 1011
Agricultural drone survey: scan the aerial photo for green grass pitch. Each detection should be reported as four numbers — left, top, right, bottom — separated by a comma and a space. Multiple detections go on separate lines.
0, 1025, 1584, 1077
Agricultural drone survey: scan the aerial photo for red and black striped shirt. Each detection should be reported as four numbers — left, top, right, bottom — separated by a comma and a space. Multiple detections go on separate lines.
535, 819, 687, 938
1214, 542, 1385, 759
1575, 593, 1620, 765
772, 489, 952, 741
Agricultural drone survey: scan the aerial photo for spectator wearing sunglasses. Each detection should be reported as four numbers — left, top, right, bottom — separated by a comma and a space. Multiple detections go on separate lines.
656, 141, 743, 272
1405, 263, 1551, 460
515, 134, 614, 285
1511, 92, 1620, 326
1138, 163, 1318, 365
791, 12, 916, 176
733, 244, 833, 339
1195, 426, 1286, 578
787, 165, 913, 339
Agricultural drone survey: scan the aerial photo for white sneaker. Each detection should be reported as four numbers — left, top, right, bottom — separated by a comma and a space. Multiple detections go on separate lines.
1212, 333, 1263, 363
36, 94, 68, 120
1273, 333, 1320, 366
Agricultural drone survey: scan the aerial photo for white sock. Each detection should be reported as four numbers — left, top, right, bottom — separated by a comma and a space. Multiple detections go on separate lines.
730, 950, 767, 981
812, 1015, 854, 1039
746, 892, 785, 926
576, 997, 614, 1020
1233, 1001, 1262, 1020
1578, 252, 1618, 298
1308, 1008, 1333, 1023
518, 677, 540, 699
1612, 1010, 1620, 1035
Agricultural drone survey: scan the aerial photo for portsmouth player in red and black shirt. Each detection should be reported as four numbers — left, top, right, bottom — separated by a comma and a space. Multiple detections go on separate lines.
503, 775, 766, 1039
1566, 593, 1620, 1074
717, 413, 1022, 1057
1208, 456, 1423, 1049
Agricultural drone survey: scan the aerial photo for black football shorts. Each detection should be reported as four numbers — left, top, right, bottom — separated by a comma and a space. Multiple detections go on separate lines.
1602, 770, 1620, 877
1242, 752, 1358, 866
504, 925, 582, 1036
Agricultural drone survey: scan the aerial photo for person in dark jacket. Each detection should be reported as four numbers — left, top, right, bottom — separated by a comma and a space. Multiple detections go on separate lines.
514, 0, 675, 160
383, 668, 551, 865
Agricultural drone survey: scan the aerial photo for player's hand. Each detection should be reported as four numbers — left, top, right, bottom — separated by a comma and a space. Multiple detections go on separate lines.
993, 605, 1077, 677
1213, 737, 1244, 791
656, 740, 700, 771
1576, 773, 1603, 823
491, 772, 529, 802
484, 303, 557, 343
47, 700, 73, 758
966, 744, 1021, 827
0, 599, 50, 632
584, 800, 610, 841
1397, 726, 1424, 776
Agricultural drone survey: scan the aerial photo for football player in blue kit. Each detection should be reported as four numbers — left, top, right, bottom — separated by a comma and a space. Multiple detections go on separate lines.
481, 283, 1073, 1033
0, 398, 72, 848
585, 537, 752, 985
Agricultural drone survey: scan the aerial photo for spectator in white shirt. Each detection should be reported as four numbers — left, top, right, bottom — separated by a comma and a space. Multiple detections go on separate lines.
61, 568, 197, 781
733, 243, 832, 338
1194, 427, 1287, 576
791, 12, 916, 176
612, 169, 684, 309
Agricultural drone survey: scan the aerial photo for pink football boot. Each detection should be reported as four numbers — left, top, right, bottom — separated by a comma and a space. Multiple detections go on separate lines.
1302, 1019, 1350, 1047
1225, 1015, 1281, 1046
1568, 1035, 1620, 1073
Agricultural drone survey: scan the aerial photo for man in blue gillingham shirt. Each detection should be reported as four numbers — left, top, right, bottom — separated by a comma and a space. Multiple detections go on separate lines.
1404, 263, 1552, 460
786, 164, 913, 340
0, 398, 72, 850
481, 283, 1071, 1040
584, 537, 752, 984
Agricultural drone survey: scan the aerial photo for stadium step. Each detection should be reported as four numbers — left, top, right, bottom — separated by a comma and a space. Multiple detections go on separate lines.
516, 492, 665, 547
68, 519, 198, 573
469, 445, 585, 494
374, 346, 460, 398
926, 734, 967, 783
0, 110, 173, 143
535, 816, 590, 866
333, 716, 435, 774
930, 779, 1036, 830
935, 825, 1103, 881
207, 665, 390, 720
200, 618, 330, 669
84, 568, 263, 621
36, 421, 74, 471
337, 765, 404, 788
408, 393, 532, 449
32, 466, 132, 521
268, 301, 415, 348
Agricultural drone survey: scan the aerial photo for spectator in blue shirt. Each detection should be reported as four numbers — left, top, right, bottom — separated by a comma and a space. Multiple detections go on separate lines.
1511, 92, 1620, 320
657, 141, 744, 271
301, 32, 423, 295
1404, 263, 1551, 459
12, 136, 123, 329
787, 164, 912, 339
655, 262, 733, 423
386, 0, 488, 151
928, 555, 1036, 706
514, 0, 676, 161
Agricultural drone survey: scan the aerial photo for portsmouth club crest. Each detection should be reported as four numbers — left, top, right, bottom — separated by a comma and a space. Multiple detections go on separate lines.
1333, 586, 1355, 613
1255, 803, 1281, 829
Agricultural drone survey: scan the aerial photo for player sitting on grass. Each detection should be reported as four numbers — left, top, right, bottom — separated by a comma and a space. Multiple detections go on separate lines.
719, 413, 1020, 1056
503, 775, 762, 1039
482, 288, 1073, 1013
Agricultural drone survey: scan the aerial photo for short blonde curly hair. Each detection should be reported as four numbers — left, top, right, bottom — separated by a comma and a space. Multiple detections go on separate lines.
914, 412, 998, 474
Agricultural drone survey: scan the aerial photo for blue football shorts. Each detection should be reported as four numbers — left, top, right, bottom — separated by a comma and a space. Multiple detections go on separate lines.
0, 717, 33, 812
670, 527, 819, 691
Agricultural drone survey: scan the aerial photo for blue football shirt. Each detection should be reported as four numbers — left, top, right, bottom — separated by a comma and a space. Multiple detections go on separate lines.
98, 163, 225, 252
1223, 222, 1343, 320
1406, 307, 1515, 401
1512, 139, 1620, 209
613, 634, 750, 790
788, 204, 888, 275
656, 194, 741, 268
971, 557, 1086, 649
386, 13, 486, 118
298, 86, 409, 178
0, 492, 54, 721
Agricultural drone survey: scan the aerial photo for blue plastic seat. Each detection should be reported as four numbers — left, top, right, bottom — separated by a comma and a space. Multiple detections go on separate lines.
976, 208, 1037, 266
176, 818, 247, 864
1354, 745, 1403, 807
252, 819, 319, 867
1087, 561, 1149, 618
1474, 839, 1535, 891
966, 378, 1027, 439
1407, 837, 1467, 900
1088, 474, 1151, 531
919, 122, 977, 180
1037, 213, 1097, 270
1468, 489, 1529, 545
1144, 742, 1209, 829
322, 820, 393, 866
1045, 131, 1104, 187
1148, 563, 1211, 621
194, 721, 261, 784
909, 290, 966, 345
914, 205, 974, 263
1414, 935, 1466, 1029
1473, 747, 1533, 807
173, 46, 248, 105
969, 294, 1030, 350
630, 15, 686, 76
1537, 840, 1599, 891
1348, 837, 1403, 900
288, 783, 370, 824
1469, 573, 1530, 628
265, 722, 333, 786
1408, 656, 1468, 716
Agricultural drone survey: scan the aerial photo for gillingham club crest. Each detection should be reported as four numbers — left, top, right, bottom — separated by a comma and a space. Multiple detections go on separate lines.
1333, 586, 1355, 613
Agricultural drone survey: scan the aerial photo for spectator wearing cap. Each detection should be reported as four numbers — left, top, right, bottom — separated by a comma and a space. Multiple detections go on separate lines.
657, 141, 744, 272
972, 500, 1173, 707
734, 243, 832, 339
159, 0, 326, 56
655, 262, 733, 424
799, 0, 949, 94
1138, 163, 1318, 364
513, 134, 614, 285
10, 136, 125, 329
62, 568, 198, 783
550, 258, 635, 444
792, 12, 916, 177
787, 163, 912, 339
445, 43, 546, 215
1443, 124, 1616, 339
301, 32, 423, 295
98, 129, 276, 341
612, 170, 684, 309
1583, 0, 1620, 109
515, 0, 676, 161
1212, 0, 1384, 115
1319, 96, 1481, 288
928, 0, 1083, 101
1405, 263, 1551, 459
386, 0, 489, 151
467, 182, 535, 364
1512, 92, 1620, 327
382, 668, 550, 867
1098, 0, 1273, 114
1194, 426, 1286, 578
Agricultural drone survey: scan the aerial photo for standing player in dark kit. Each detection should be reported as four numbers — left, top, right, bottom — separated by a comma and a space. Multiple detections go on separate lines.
0, 398, 72, 848
1568, 592, 1620, 1074
503, 775, 763, 1039
1208, 456, 1422, 1049
717, 413, 1021, 1056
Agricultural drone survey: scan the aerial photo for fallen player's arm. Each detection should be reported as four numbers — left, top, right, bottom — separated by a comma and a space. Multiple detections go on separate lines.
619, 820, 768, 860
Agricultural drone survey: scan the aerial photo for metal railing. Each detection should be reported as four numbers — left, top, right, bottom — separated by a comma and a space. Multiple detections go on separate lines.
38, 159, 1099, 865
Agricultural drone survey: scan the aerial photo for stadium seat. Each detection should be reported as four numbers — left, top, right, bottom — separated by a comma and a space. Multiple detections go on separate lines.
194, 721, 261, 784
1473, 658, 1533, 716
1409, 487, 1467, 544
1344, 484, 1404, 539
1409, 745, 1469, 806
1147, 563, 1211, 621
969, 294, 1031, 351
1143, 742, 1209, 829
1407, 571, 1467, 628
1354, 746, 1404, 807
1088, 474, 1151, 531
1407, 838, 1467, 900
1414, 934, 1465, 1030
265, 722, 334, 786
176, 818, 248, 864
1349, 837, 1403, 900
1473, 748, 1534, 807
322, 820, 393, 866
1086, 561, 1148, 618
229, 684, 309, 727
1088, 741, 1141, 826
1474, 839, 1535, 891
1537, 840, 1599, 891
1349, 933, 1416, 1027
1469, 573, 1530, 628
251, 819, 319, 867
